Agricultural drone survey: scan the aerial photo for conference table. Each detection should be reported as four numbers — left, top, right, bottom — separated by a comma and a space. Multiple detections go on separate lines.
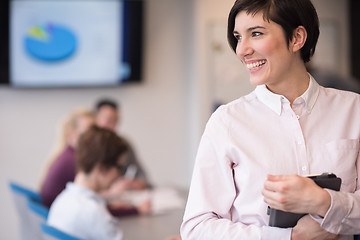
115, 187, 187, 240
120, 208, 184, 240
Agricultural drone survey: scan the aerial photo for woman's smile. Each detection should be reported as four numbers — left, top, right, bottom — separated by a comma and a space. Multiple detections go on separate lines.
245, 59, 267, 73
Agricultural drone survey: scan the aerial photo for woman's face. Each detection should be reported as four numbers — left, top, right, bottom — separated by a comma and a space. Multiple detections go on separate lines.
233, 11, 298, 89
68, 115, 94, 148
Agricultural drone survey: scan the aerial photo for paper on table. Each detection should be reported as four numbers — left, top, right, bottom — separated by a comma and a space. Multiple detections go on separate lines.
116, 187, 186, 215
150, 187, 186, 214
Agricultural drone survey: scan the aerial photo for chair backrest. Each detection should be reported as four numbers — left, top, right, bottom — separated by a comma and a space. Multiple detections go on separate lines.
27, 197, 50, 240
27, 197, 49, 220
41, 223, 83, 240
9, 181, 44, 240
9, 181, 41, 202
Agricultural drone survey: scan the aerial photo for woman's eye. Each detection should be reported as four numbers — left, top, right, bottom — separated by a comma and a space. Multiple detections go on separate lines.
252, 32, 262, 37
234, 35, 242, 40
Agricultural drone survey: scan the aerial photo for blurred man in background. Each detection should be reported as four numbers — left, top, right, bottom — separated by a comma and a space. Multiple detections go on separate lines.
94, 98, 151, 193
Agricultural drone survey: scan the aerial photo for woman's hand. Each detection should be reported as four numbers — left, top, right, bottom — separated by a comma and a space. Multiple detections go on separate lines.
291, 215, 338, 240
262, 174, 331, 216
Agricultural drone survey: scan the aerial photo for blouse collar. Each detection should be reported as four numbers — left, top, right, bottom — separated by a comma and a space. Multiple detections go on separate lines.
254, 73, 320, 115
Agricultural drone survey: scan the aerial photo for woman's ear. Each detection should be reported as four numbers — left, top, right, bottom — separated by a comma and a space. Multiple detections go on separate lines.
291, 26, 307, 53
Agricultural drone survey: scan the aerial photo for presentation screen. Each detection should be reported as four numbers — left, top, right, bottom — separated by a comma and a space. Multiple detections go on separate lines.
7, 0, 143, 88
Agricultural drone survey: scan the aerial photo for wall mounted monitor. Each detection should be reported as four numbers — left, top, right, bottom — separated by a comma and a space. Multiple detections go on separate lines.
1, 0, 143, 88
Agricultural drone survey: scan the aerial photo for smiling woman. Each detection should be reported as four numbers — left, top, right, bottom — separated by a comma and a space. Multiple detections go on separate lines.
232, 11, 309, 100
181, 0, 360, 239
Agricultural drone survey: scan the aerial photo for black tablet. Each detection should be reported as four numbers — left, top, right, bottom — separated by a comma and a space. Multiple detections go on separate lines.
268, 173, 342, 228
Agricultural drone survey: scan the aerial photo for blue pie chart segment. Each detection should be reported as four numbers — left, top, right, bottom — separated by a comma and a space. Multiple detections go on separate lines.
25, 23, 77, 62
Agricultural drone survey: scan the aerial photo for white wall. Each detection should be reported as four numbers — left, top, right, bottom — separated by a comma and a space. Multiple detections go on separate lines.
0, 0, 350, 239
312, 0, 350, 76
0, 0, 196, 239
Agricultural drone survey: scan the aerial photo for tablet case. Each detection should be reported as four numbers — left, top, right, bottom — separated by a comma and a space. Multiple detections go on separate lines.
268, 173, 342, 228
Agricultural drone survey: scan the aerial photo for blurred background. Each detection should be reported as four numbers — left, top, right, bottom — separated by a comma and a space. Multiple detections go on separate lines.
0, 0, 359, 239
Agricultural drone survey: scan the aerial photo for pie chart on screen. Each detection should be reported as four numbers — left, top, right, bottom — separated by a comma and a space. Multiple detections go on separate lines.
24, 23, 77, 62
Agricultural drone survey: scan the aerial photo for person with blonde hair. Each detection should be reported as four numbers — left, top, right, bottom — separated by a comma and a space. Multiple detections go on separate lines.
40, 107, 95, 208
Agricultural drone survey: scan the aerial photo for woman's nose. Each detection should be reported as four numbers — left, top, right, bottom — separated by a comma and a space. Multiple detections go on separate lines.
236, 39, 254, 59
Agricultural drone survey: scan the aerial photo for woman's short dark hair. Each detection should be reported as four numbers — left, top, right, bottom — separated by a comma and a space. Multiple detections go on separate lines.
227, 0, 319, 63
76, 125, 128, 173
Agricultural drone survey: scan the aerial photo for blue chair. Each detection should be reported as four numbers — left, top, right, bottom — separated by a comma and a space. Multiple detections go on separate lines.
41, 223, 83, 240
27, 197, 49, 219
27, 197, 50, 239
27, 197, 49, 220
355, 235, 360, 240
9, 181, 44, 240
9, 181, 41, 202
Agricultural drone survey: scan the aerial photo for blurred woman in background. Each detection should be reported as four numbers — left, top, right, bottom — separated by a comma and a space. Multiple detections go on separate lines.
39, 107, 94, 208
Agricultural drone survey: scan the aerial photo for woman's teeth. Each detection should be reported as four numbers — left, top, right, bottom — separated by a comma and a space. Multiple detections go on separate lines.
246, 60, 266, 70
